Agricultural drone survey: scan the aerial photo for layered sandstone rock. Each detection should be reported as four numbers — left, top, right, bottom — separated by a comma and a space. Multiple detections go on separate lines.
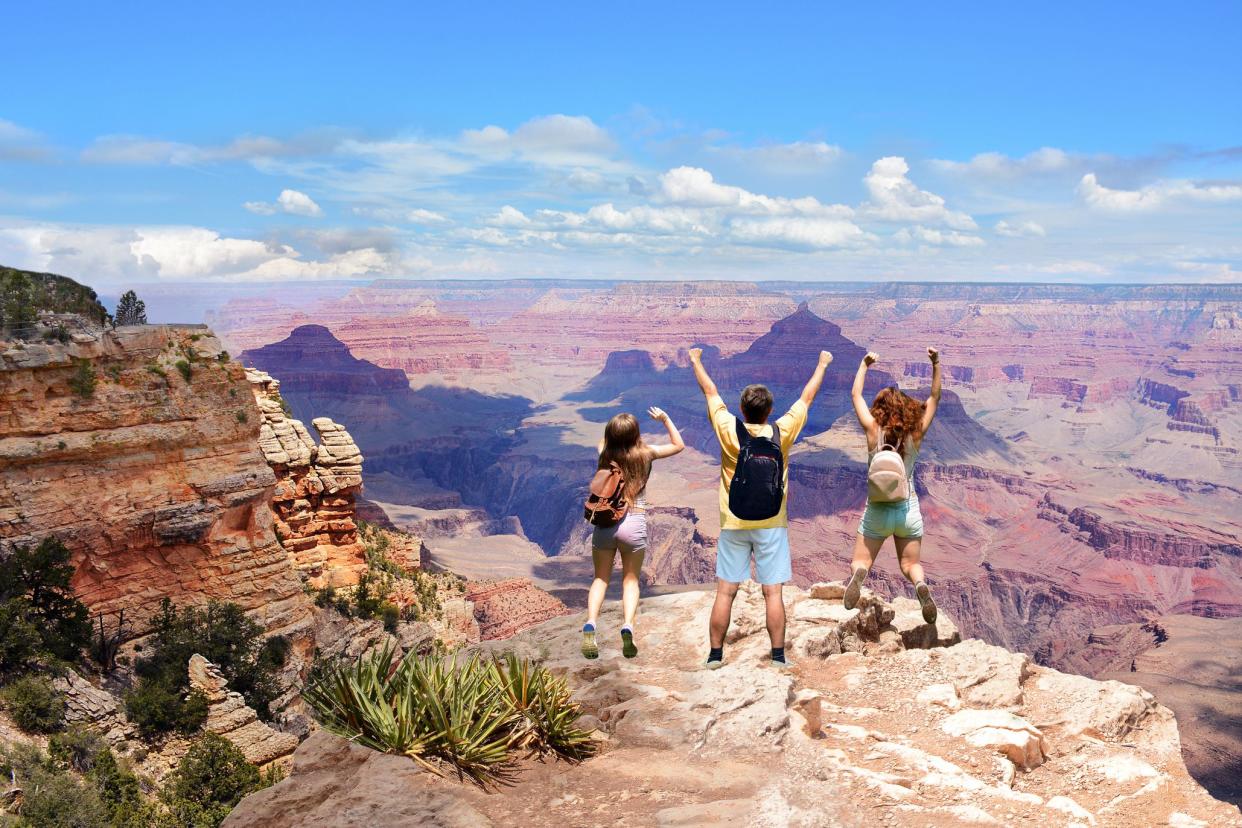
0, 325, 312, 641
463, 577, 572, 639
189, 654, 298, 769
227, 585, 1241, 827
247, 368, 366, 588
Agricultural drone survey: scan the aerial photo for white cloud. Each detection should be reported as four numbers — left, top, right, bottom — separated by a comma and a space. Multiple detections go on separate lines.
0, 119, 51, 161
1078, 173, 1242, 211
862, 157, 977, 230
659, 166, 853, 218
461, 114, 618, 167
895, 225, 985, 247
244, 189, 323, 218
708, 140, 843, 173
995, 219, 1046, 237
933, 147, 1077, 178
490, 205, 531, 227
81, 132, 335, 166
0, 221, 407, 283
731, 217, 866, 250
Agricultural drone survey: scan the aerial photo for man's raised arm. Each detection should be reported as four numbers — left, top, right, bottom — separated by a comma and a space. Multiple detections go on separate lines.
688, 348, 718, 398
799, 350, 833, 407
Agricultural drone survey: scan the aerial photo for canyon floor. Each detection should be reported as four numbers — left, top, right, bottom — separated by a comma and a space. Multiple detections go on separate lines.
225, 584, 1242, 828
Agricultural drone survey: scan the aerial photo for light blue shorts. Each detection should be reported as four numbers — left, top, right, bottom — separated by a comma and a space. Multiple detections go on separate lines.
716, 528, 792, 585
858, 498, 924, 540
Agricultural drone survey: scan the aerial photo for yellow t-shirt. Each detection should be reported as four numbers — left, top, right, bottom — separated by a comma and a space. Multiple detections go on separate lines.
707, 394, 809, 530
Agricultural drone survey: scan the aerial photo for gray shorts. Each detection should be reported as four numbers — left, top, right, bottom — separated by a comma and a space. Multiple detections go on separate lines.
591, 510, 648, 555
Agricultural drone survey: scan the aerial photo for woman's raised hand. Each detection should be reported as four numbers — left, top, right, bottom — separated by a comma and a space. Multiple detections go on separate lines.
647, 406, 669, 422
927, 347, 939, 364
863, 352, 879, 367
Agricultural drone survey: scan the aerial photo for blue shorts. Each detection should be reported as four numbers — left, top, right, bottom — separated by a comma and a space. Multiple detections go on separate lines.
716, 528, 792, 585
858, 498, 924, 540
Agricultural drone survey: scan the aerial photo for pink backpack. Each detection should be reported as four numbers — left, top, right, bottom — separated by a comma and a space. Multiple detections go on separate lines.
867, 436, 909, 503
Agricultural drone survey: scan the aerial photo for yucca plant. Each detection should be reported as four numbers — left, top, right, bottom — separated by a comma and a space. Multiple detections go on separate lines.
305, 645, 599, 786
491, 653, 597, 762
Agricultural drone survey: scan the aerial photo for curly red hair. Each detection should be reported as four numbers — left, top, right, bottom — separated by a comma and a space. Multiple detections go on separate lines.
870, 386, 925, 455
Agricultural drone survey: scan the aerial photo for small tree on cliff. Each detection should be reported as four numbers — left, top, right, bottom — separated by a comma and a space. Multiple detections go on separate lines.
0, 537, 92, 676
126, 599, 289, 736
1, 269, 35, 335
114, 290, 147, 326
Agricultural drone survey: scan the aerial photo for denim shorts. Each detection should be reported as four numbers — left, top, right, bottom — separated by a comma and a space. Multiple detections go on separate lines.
859, 497, 924, 539
716, 528, 792, 585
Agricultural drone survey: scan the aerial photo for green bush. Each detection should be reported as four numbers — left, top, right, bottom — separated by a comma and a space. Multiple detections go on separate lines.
381, 602, 400, 633
303, 645, 595, 787
18, 766, 111, 828
0, 536, 92, 676
124, 677, 208, 738
1, 674, 65, 734
49, 724, 108, 773
235, 409, 248, 424
175, 360, 192, 383
69, 358, 97, 398
125, 599, 286, 737
161, 733, 262, 828
89, 746, 143, 823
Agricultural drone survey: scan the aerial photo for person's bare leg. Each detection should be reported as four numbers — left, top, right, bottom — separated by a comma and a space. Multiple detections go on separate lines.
844, 534, 886, 609
895, 536, 936, 623
586, 547, 614, 625
708, 580, 740, 649
761, 582, 786, 650
619, 549, 644, 657
583, 547, 614, 658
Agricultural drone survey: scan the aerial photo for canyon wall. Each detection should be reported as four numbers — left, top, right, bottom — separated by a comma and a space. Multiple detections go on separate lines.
0, 325, 313, 641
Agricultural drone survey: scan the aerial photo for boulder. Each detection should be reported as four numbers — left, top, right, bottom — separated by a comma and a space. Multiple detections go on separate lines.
221, 731, 491, 828
936, 639, 1030, 709
189, 654, 298, 768
941, 708, 1047, 770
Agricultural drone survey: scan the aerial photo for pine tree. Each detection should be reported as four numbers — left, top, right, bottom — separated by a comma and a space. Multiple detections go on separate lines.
1, 270, 34, 334
114, 290, 147, 326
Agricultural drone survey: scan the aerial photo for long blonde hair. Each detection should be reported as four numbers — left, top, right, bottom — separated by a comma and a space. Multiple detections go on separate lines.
599, 413, 651, 501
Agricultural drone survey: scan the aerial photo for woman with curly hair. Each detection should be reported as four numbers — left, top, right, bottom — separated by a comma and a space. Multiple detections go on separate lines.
843, 347, 942, 623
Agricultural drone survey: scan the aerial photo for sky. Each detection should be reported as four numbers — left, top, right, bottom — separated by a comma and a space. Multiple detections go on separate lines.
2, 1, 1240, 289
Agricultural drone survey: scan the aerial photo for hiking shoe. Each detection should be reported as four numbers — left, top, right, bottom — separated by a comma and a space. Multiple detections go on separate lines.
916, 583, 938, 625
705, 653, 724, 670
581, 629, 599, 660
770, 656, 792, 670
621, 628, 638, 659
843, 567, 868, 610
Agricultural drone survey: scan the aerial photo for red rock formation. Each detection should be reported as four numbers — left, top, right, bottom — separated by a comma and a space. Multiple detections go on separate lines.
0, 325, 313, 641
464, 578, 571, 639
248, 368, 367, 588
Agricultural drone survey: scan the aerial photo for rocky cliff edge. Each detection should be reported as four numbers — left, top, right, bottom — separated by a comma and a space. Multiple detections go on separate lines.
226, 583, 1242, 827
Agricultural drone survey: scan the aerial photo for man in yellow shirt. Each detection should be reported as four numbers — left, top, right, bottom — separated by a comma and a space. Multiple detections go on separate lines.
688, 347, 832, 669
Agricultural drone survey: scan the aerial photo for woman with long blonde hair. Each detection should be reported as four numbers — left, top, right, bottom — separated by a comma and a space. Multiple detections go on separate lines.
843, 348, 942, 624
582, 407, 684, 659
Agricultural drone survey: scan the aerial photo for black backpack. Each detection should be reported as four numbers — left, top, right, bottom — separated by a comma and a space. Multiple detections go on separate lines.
728, 418, 784, 521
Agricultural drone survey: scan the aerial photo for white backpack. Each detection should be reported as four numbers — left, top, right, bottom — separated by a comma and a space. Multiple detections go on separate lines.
867, 437, 909, 503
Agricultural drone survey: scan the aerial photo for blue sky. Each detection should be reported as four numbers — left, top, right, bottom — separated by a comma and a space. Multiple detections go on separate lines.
2, 1, 1240, 287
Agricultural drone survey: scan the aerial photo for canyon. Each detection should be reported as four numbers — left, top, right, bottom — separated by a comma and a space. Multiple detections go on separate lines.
208, 278, 1242, 804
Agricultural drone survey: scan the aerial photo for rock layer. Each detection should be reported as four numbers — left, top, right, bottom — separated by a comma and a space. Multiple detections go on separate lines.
0, 325, 312, 641
248, 368, 366, 587
189, 654, 298, 769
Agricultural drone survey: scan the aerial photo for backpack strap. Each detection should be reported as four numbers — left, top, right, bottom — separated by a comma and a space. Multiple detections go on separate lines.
770, 422, 781, 451
734, 417, 751, 448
